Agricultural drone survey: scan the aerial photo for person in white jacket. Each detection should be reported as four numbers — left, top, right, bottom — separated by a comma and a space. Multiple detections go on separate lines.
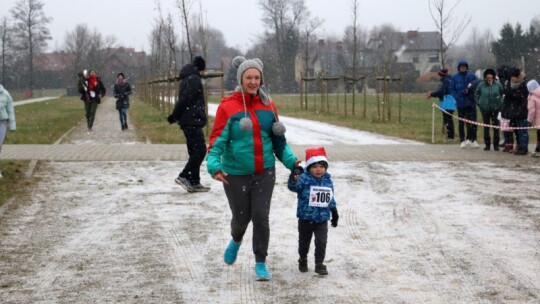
0, 84, 16, 178
527, 79, 540, 157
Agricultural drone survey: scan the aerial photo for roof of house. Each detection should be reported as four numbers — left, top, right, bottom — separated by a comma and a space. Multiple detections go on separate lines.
367, 31, 440, 52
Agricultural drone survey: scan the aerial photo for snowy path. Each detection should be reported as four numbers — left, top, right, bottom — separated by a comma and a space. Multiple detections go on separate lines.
0, 98, 538, 303
207, 103, 420, 145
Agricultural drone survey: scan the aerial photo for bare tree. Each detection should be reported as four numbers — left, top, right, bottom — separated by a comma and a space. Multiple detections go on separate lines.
10, 0, 52, 91
176, 0, 194, 60
428, 0, 471, 68
350, 0, 360, 115
64, 24, 92, 75
532, 14, 540, 34
197, 3, 209, 61
258, 0, 308, 92
0, 17, 14, 84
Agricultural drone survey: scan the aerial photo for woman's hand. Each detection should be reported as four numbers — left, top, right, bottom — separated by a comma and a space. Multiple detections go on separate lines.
214, 171, 229, 185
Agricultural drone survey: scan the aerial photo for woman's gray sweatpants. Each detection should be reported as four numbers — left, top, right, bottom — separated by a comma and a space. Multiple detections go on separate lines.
223, 167, 275, 263
0, 120, 7, 153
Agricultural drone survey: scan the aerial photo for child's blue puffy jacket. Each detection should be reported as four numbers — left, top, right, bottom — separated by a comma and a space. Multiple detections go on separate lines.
288, 171, 337, 223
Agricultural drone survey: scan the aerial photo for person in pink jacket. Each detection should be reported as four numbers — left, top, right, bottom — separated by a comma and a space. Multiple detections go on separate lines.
527, 79, 540, 157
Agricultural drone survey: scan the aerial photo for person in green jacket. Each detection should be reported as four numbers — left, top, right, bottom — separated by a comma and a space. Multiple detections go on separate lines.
475, 68, 503, 151
207, 56, 299, 281
0, 84, 16, 178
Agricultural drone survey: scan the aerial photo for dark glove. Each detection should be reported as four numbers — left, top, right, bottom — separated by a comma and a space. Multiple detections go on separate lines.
167, 115, 176, 124
289, 166, 304, 180
330, 208, 339, 227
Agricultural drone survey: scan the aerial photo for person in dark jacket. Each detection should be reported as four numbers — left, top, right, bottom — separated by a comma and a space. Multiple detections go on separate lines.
475, 68, 503, 151
498, 65, 514, 152
113, 72, 132, 130
450, 60, 478, 147
83, 70, 106, 131
505, 68, 529, 155
167, 56, 209, 192
288, 147, 338, 276
425, 68, 455, 142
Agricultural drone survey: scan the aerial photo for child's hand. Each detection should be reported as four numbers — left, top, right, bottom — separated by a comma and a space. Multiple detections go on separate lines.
289, 166, 304, 182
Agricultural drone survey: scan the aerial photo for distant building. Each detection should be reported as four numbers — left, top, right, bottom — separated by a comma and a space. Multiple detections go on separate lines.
295, 30, 441, 93
33, 48, 148, 90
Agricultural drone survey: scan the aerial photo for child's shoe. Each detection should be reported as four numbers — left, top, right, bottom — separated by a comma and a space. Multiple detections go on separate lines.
224, 239, 241, 265
315, 263, 328, 275
254, 262, 271, 281
298, 258, 308, 273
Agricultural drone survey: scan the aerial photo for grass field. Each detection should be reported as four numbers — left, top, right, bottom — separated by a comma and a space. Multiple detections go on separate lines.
6, 96, 84, 144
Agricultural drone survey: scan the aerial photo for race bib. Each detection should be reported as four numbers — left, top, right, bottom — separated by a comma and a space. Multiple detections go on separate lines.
309, 186, 333, 208
90, 91, 96, 98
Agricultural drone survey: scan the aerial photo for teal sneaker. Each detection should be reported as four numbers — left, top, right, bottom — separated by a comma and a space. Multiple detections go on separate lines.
224, 239, 241, 265
254, 262, 271, 281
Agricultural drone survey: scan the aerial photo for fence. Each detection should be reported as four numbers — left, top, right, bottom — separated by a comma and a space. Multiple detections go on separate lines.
300, 74, 402, 122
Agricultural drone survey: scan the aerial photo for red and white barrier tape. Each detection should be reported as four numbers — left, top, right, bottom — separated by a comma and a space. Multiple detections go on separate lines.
432, 103, 539, 130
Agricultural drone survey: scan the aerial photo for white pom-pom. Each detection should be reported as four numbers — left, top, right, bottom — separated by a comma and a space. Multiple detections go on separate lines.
272, 122, 286, 136
232, 56, 246, 69
239, 117, 252, 131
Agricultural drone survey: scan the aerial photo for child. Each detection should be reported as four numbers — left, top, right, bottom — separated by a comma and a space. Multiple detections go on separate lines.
287, 147, 339, 275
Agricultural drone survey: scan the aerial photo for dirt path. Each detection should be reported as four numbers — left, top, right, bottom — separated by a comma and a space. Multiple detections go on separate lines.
60, 97, 141, 144
0, 98, 538, 303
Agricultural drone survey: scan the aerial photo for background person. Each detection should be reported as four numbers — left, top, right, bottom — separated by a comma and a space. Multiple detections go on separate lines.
113, 72, 132, 130
167, 56, 209, 192
425, 68, 455, 142
451, 60, 478, 147
527, 79, 540, 157
0, 84, 16, 179
475, 68, 504, 151
206, 56, 298, 281
505, 68, 529, 155
84, 70, 106, 131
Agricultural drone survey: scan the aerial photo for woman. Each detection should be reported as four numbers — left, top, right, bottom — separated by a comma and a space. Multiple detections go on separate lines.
527, 79, 540, 157
425, 68, 455, 143
505, 68, 529, 155
475, 68, 503, 151
113, 72, 132, 130
0, 84, 16, 178
207, 56, 298, 281
84, 70, 106, 131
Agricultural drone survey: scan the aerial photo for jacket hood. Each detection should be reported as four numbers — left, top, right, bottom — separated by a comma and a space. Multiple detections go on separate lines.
457, 60, 469, 71
179, 64, 198, 80
0, 84, 5, 94
531, 88, 540, 98
527, 79, 539, 92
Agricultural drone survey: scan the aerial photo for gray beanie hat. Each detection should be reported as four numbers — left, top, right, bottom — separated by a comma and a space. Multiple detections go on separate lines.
233, 56, 264, 86
230, 56, 286, 136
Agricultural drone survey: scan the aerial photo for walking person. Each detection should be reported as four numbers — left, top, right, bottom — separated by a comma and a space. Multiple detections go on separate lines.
527, 79, 540, 157
113, 72, 132, 130
475, 68, 504, 151
425, 68, 455, 142
207, 56, 299, 281
505, 68, 529, 155
287, 147, 339, 276
0, 84, 16, 179
167, 56, 210, 192
83, 70, 106, 131
450, 60, 478, 147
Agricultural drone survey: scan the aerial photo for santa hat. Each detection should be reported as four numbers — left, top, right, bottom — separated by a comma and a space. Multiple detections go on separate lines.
305, 147, 329, 169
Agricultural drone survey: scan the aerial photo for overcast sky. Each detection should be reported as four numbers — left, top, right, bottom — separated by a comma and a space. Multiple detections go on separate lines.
0, 0, 538, 53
